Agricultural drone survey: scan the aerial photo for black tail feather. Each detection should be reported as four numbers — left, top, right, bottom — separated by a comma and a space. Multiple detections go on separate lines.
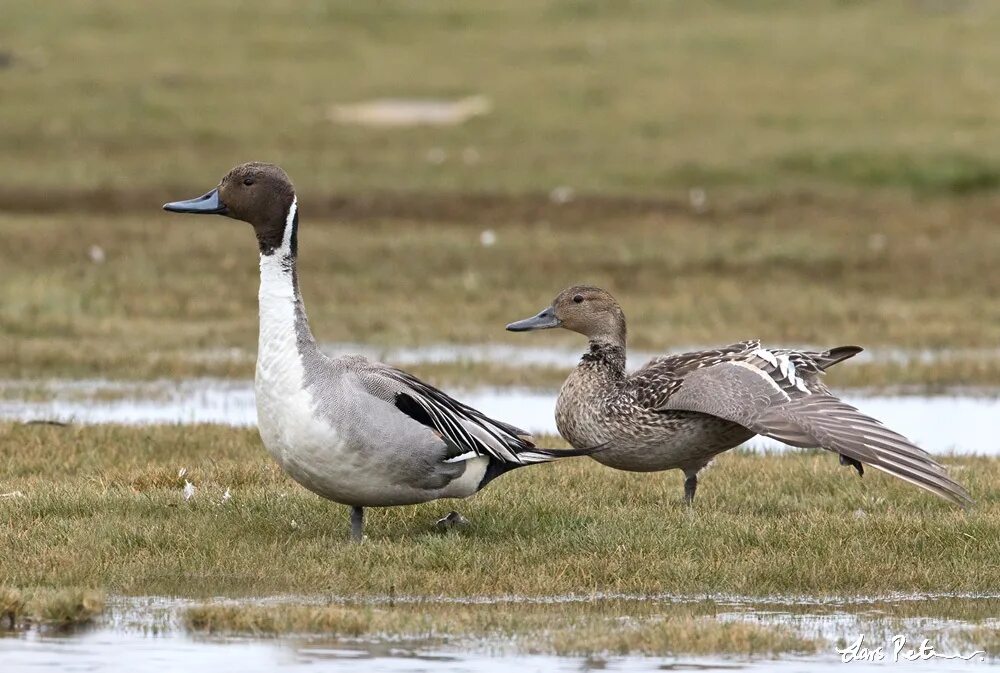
478, 442, 607, 489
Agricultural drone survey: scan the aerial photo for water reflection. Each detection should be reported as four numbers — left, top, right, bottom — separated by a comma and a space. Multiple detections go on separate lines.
189, 341, 1000, 371
0, 379, 997, 456
316, 342, 1000, 371
2, 592, 997, 673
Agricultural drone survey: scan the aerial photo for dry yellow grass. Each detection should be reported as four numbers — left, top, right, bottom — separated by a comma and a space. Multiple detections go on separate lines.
0, 587, 104, 631
3, 1, 1000, 195
182, 600, 821, 657
2, 190, 999, 383
178, 595, 999, 655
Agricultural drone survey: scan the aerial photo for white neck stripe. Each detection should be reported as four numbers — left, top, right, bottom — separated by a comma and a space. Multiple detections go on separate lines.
279, 197, 298, 254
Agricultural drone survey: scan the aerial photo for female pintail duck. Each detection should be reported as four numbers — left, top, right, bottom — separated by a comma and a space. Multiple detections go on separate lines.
163, 163, 594, 541
507, 285, 971, 507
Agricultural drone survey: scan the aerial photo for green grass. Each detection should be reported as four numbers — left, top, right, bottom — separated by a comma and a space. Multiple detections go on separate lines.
1, 423, 995, 598
3, 1, 1000, 195
779, 151, 1000, 195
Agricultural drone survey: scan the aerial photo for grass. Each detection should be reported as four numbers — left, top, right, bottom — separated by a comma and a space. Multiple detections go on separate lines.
549, 615, 818, 658
3, 2, 1000, 195
2, 1, 998, 658
182, 600, 821, 657
3, 2, 1000, 386
3, 191, 1000, 383
0, 587, 104, 631
1, 423, 997, 598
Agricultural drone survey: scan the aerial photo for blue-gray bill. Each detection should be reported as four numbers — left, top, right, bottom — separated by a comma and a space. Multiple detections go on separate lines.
506, 307, 561, 331
162, 188, 228, 215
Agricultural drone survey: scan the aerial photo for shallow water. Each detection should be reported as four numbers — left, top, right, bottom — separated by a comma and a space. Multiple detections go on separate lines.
3, 633, 989, 673
0, 378, 997, 456
2, 594, 996, 672
194, 341, 1000, 371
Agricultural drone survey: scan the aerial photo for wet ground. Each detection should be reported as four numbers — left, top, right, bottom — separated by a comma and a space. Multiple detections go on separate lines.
2, 594, 997, 672
3, 343, 996, 670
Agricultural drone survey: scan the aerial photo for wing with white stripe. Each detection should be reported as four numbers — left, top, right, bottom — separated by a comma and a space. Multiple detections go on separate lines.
662, 360, 972, 507
376, 367, 595, 466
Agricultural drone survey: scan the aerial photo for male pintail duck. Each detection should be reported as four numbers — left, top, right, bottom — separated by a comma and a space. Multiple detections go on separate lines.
163, 163, 595, 540
507, 285, 971, 507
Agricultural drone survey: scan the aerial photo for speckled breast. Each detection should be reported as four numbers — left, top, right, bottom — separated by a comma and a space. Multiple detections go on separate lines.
556, 384, 754, 472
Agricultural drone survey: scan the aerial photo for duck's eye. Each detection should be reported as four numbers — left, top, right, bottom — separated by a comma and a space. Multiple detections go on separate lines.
243, 177, 255, 186
573, 294, 584, 303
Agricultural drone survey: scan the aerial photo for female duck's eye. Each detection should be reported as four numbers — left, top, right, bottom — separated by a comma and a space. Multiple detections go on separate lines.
243, 177, 255, 186
573, 294, 584, 303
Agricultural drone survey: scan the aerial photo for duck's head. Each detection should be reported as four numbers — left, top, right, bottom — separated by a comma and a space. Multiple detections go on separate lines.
163, 162, 297, 255
507, 285, 626, 345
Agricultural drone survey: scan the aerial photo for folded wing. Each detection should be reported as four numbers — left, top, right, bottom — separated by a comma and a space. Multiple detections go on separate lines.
371, 367, 596, 465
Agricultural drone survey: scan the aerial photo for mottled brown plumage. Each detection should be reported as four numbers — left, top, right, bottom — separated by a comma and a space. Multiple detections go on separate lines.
507, 285, 971, 507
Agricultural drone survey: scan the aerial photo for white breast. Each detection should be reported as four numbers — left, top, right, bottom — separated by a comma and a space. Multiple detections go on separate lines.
252, 200, 474, 507
254, 257, 323, 464
253, 200, 349, 495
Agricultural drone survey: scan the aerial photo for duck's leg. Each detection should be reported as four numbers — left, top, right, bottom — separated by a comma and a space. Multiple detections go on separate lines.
839, 454, 865, 477
683, 470, 698, 505
350, 506, 364, 542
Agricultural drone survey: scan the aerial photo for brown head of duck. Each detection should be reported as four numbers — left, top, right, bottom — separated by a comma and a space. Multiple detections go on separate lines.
163, 162, 297, 256
506, 285, 627, 348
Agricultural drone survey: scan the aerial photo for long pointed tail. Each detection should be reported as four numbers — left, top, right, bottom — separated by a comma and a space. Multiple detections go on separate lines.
514, 442, 608, 464
477, 442, 606, 489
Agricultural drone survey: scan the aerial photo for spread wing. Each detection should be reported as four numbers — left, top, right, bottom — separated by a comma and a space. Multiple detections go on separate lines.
658, 350, 971, 507
630, 340, 763, 410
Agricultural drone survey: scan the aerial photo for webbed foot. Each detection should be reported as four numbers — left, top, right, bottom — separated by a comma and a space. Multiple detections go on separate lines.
435, 511, 469, 531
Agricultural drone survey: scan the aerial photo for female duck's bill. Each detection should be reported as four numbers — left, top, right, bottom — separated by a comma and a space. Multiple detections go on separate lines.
163, 189, 229, 215
506, 307, 561, 331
